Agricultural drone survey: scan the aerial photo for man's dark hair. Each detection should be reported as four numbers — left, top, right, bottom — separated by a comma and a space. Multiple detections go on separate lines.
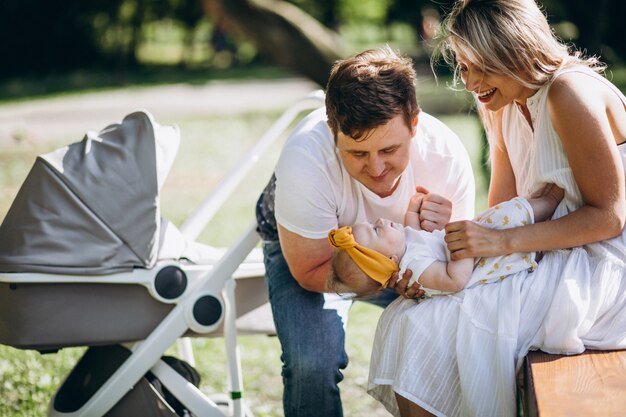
325, 46, 420, 141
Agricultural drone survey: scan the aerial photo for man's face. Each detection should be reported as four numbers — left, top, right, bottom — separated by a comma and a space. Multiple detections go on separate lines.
336, 114, 416, 198
352, 218, 406, 260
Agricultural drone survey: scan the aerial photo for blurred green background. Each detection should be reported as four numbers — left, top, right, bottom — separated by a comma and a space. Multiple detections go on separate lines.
0, 0, 625, 416
1, 0, 625, 100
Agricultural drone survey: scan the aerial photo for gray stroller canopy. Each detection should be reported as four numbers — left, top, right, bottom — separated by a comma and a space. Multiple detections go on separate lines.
0, 110, 179, 275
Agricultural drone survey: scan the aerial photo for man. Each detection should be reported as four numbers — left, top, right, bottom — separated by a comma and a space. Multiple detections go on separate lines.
255, 46, 475, 417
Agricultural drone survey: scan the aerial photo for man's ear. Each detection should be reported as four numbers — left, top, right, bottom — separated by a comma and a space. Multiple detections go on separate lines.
410, 115, 419, 136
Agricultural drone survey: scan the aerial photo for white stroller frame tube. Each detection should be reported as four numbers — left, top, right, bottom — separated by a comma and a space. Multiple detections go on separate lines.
48, 222, 261, 417
179, 89, 325, 241
154, 225, 259, 417
151, 359, 225, 416
223, 278, 244, 417
176, 89, 325, 414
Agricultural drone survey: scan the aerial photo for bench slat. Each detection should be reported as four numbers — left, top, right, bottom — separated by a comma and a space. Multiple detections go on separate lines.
523, 350, 626, 416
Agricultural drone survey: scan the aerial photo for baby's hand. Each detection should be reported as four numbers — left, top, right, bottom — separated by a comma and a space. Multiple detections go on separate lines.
407, 192, 425, 213
536, 183, 565, 203
528, 183, 565, 223
405, 190, 426, 230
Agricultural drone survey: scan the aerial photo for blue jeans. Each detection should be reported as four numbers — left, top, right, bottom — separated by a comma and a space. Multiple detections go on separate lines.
263, 240, 398, 417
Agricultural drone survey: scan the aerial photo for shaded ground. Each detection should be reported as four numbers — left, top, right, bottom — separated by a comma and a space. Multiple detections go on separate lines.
0, 77, 319, 145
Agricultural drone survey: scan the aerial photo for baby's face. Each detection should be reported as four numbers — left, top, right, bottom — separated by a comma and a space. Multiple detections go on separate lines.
352, 218, 405, 261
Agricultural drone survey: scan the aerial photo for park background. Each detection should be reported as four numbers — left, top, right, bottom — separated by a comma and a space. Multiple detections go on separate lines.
0, 0, 625, 416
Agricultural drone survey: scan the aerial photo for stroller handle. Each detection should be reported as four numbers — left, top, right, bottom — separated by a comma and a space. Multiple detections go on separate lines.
179, 90, 325, 241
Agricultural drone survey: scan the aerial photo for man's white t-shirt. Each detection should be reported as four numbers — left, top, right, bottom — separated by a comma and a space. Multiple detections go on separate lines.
274, 108, 475, 239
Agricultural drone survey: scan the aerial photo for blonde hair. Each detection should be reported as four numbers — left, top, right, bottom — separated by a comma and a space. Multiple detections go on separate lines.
434, 0, 605, 143
437, 0, 604, 89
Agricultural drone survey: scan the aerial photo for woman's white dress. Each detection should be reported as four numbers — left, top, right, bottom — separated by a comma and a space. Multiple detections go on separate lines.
367, 68, 626, 417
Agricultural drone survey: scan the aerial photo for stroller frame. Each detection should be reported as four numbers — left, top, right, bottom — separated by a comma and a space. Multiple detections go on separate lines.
0, 90, 325, 417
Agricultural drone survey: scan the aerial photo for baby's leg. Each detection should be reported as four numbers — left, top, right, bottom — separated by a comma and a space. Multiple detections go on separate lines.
473, 197, 533, 229
469, 197, 538, 287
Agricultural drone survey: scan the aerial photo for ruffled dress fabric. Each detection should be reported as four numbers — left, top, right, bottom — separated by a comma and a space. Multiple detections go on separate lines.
367, 68, 626, 417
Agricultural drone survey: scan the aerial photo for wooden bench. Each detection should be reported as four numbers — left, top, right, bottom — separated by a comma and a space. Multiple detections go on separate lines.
519, 349, 626, 416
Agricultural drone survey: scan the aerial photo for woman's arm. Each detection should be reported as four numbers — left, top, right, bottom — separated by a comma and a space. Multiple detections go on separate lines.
487, 109, 518, 206
446, 75, 625, 259
540, 74, 625, 242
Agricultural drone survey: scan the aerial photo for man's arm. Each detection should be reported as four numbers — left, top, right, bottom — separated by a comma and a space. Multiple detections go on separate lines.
277, 224, 333, 292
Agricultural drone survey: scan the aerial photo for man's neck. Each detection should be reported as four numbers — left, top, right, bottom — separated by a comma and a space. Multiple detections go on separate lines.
376, 175, 401, 198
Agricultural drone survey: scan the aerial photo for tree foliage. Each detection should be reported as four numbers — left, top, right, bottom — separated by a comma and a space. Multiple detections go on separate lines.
0, 0, 624, 81
203, 0, 346, 86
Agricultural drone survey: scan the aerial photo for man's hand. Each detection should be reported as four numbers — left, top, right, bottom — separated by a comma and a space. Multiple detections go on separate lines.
388, 268, 425, 299
415, 185, 453, 232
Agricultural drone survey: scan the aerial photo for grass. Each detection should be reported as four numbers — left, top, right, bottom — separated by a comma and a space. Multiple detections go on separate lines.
0, 75, 485, 416
0, 303, 385, 417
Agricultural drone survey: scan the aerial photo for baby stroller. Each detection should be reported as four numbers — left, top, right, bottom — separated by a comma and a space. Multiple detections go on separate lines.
0, 90, 325, 417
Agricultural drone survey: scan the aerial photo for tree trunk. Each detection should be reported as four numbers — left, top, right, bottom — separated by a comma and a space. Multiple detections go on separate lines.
203, 0, 347, 86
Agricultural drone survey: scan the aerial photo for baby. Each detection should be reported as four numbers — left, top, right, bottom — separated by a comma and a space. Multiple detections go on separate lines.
328, 184, 564, 297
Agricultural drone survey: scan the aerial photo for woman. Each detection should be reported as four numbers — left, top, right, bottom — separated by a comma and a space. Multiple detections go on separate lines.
368, 1, 626, 416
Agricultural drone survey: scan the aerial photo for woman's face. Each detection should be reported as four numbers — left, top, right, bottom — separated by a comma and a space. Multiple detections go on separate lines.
456, 53, 535, 111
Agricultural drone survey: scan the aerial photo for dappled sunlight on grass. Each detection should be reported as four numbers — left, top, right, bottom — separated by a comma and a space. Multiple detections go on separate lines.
0, 346, 85, 417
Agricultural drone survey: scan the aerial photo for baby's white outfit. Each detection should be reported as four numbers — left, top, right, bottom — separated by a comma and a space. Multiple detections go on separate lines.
401, 196, 537, 297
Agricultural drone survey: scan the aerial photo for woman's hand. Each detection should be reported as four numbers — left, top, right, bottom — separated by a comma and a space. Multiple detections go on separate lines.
388, 269, 425, 299
444, 220, 507, 260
